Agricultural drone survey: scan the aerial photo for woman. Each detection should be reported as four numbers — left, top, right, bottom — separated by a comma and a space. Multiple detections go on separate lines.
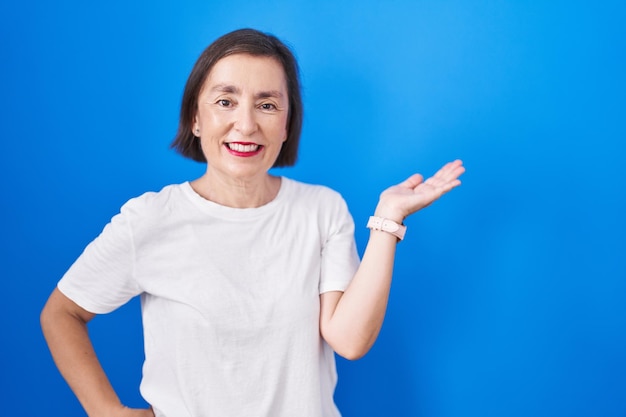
41, 28, 464, 417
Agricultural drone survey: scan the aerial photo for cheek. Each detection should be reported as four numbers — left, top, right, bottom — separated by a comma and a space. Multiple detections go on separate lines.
198, 113, 233, 135
279, 116, 289, 141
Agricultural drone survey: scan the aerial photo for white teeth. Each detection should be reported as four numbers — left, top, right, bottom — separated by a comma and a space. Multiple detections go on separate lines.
227, 143, 260, 152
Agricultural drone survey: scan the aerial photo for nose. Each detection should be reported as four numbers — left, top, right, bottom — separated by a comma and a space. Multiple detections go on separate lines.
233, 105, 258, 137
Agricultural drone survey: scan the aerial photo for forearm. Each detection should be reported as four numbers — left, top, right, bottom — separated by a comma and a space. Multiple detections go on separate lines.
323, 161, 465, 359
41, 292, 124, 417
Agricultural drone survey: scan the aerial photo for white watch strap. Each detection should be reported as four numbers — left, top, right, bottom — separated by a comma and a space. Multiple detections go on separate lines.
366, 216, 406, 241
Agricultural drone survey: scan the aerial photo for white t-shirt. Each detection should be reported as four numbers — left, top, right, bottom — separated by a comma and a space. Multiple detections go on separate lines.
58, 177, 360, 417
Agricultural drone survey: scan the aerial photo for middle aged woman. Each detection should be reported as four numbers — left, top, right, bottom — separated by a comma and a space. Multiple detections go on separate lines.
41, 28, 465, 417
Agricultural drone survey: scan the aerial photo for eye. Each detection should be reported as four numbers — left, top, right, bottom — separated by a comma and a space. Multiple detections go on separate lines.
260, 103, 277, 111
216, 99, 232, 107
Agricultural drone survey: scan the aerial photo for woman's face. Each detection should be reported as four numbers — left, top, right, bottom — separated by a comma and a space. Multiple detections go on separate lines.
193, 53, 289, 182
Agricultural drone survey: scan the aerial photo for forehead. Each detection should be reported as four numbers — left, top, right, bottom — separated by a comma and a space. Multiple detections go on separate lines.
203, 54, 287, 93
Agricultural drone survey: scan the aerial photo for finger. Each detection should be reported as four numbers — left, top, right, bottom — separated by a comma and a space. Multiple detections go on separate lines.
434, 160, 465, 182
440, 178, 462, 193
436, 159, 463, 177
398, 173, 424, 190
423, 173, 462, 193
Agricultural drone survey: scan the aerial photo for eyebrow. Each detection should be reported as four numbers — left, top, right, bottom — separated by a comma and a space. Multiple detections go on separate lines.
209, 84, 285, 100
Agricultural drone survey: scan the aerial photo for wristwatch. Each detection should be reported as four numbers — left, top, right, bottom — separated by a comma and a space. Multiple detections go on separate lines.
366, 216, 406, 241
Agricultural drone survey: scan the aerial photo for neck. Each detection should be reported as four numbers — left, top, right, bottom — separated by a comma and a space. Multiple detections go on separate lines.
190, 171, 281, 208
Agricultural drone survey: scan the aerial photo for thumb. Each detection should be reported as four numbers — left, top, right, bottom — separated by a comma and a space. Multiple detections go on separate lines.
398, 173, 424, 190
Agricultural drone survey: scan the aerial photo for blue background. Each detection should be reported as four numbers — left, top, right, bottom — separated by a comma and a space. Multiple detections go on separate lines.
1, 1, 625, 416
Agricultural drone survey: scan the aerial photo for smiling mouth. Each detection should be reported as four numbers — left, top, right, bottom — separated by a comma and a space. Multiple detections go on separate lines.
225, 142, 263, 155
227, 143, 260, 152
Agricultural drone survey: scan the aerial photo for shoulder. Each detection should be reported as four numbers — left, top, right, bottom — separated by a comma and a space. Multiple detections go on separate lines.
280, 177, 352, 225
119, 183, 188, 219
282, 177, 346, 205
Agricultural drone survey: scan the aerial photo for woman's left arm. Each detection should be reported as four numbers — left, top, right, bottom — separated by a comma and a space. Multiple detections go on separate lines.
320, 159, 465, 360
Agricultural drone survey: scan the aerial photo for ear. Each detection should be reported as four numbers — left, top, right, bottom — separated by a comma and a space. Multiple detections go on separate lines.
192, 116, 200, 137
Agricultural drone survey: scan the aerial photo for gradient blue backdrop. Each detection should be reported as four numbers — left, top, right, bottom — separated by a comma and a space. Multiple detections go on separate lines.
1, 1, 625, 416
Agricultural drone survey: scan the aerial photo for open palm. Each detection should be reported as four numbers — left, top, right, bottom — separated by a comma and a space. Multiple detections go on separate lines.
377, 159, 465, 221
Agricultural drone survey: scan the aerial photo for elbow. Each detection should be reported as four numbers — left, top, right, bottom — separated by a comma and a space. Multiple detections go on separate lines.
40, 288, 91, 338
321, 323, 378, 361
40, 300, 52, 333
40, 298, 59, 340
324, 332, 374, 361
335, 347, 369, 361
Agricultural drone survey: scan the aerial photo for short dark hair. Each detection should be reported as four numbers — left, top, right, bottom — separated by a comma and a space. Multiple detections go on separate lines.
170, 28, 303, 167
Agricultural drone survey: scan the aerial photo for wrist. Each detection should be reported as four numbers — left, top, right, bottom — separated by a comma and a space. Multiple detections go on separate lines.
373, 204, 405, 224
366, 216, 407, 241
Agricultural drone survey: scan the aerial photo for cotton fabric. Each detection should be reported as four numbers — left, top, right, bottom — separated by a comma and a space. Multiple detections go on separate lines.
58, 177, 360, 417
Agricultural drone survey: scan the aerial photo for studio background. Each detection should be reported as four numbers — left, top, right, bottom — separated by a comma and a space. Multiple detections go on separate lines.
1, 1, 625, 416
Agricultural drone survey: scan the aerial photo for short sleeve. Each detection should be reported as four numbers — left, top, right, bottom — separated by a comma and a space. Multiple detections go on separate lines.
57, 204, 141, 314
319, 194, 360, 294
